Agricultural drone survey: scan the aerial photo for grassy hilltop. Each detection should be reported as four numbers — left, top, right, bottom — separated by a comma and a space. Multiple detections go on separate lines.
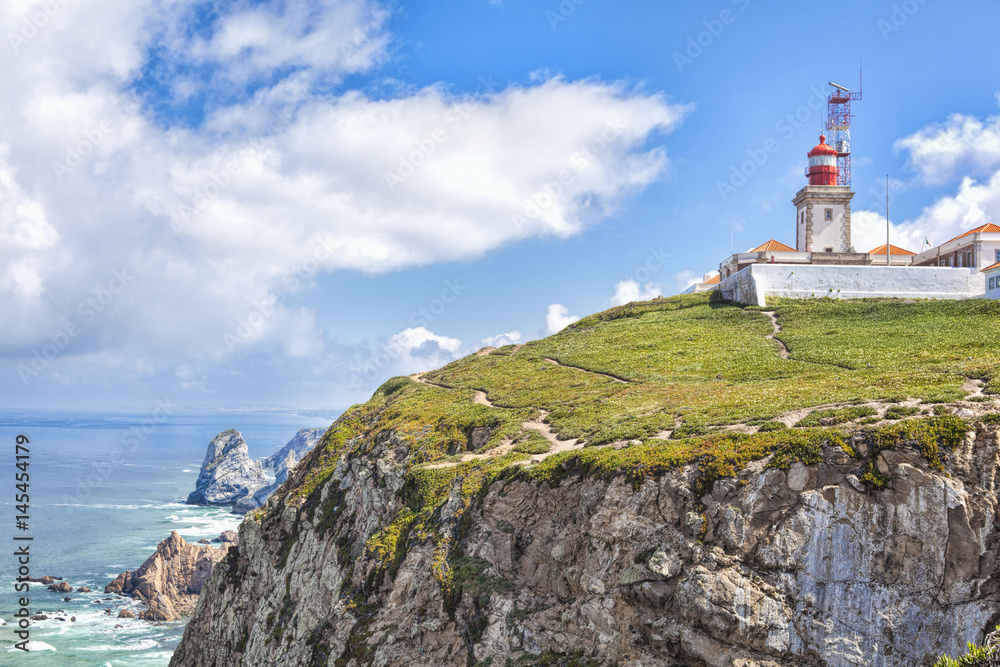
241, 292, 1000, 665
280, 293, 1000, 565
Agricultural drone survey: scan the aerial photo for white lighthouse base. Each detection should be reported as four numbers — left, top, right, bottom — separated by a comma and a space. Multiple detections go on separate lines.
717, 264, 984, 307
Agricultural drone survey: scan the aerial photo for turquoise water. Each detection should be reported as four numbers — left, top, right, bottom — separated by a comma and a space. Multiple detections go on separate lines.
0, 409, 337, 665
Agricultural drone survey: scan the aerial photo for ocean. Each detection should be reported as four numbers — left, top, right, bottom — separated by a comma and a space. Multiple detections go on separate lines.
0, 409, 338, 666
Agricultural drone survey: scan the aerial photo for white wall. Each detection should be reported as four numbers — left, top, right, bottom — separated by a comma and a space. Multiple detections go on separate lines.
718, 264, 984, 307
808, 203, 847, 252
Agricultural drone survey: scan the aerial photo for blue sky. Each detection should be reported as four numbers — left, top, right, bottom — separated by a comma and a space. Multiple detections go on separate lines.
2, 0, 1000, 412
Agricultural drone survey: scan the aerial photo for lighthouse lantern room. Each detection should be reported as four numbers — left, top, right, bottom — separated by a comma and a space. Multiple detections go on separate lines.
793, 134, 855, 253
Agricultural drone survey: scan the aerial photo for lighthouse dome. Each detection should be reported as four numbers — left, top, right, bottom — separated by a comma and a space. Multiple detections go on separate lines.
807, 135, 838, 157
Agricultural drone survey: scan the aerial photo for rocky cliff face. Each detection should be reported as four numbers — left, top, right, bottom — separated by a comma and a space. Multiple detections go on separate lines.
187, 429, 268, 507
170, 416, 1000, 666
106, 531, 227, 621
263, 427, 327, 484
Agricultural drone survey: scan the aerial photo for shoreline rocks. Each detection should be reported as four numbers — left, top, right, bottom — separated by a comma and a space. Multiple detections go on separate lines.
105, 531, 226, 621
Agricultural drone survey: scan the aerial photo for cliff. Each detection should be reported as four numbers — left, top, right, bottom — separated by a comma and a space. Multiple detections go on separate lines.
170, 295, 1000, 666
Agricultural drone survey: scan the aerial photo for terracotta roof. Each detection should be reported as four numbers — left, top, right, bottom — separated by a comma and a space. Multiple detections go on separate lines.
704, 274, 720, 284
983, 261, 1000, 273
752, 239, 797, 253
944, 223, 1000, 245
868, 243, 916, 256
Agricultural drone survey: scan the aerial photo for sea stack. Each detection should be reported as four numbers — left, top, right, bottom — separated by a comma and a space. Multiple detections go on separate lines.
186, 430, 268, 507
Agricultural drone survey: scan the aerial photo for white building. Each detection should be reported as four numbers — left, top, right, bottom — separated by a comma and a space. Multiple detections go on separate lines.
984, 261, 1000, 299
714, 134, 987, 305
911, 223, 1000, 272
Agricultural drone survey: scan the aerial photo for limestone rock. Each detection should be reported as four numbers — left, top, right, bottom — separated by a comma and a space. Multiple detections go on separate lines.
105, 531, 225, 622
186, 430, 267, 506
47, 582, 72, 593
262, 427, 326, 485
231, 428, 326, 514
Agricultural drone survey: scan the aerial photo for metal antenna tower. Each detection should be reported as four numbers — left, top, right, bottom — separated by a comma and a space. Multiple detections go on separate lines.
825, 70, 862, 187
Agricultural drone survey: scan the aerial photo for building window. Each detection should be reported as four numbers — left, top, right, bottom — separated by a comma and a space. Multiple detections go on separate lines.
991, 277, 996, 290
825, 209, 832, 221
824, 246, 834, 253
967, 251, 973, 267
996, 250, 1000, 262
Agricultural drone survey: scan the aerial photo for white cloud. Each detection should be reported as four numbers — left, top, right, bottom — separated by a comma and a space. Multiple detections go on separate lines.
478, 331, 522, 348
0, 0, 689, 407
544, 304, 580, 335
895, 113, 1000, 185
608, 279, 662, 306
359, 326, 464, 380
854, 169, 1000, 253
673, 270, 700, 292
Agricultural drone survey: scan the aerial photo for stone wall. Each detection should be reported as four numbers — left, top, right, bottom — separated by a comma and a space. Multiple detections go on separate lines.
718, 264, 985, 307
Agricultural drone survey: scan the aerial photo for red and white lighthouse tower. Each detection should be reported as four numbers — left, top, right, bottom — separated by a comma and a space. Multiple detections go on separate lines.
793, 134, 855, 253
806, 135, 838, 186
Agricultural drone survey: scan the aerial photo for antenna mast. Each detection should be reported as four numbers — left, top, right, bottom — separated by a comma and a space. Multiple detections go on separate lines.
826, 69, 862, 187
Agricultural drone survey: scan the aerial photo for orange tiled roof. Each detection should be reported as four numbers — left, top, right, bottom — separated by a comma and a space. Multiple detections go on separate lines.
944, 223, 1000, 244
752, 239, 796, 252
704, 274, 720, 284
983, 260, 1000, 272
868, 243, 916, 256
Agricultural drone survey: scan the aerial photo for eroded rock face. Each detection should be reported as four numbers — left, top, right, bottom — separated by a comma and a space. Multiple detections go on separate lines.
262, 427, 326, 484
187, 430, 268, 506
106, 531, 227, 621
170, 426, 1000, 666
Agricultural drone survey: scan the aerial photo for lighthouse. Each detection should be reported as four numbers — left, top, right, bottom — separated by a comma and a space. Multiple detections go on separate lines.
806, 135, 838, 186
793, 134, 855, 253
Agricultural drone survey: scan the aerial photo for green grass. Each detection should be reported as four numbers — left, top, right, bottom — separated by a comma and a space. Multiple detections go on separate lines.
266, 294, 998, 612
933, 625, 998, 666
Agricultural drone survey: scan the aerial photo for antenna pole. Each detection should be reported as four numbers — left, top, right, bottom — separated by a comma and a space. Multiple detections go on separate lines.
886, 175, 890, 266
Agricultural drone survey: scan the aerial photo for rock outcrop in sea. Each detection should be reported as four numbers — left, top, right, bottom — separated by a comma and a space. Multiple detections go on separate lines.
263, 427, 326, 484
105, 531, 226, 621
186, 430, 268, 507
231, 427, 326, 514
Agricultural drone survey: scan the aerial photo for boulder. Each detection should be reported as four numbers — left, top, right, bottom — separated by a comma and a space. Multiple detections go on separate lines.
186, 430, 268, 506
77, 586, 91, 593
212, 530, 239, 544
104, 531, 226, 622
118, 609, 135, 619
48, 582, 72, 593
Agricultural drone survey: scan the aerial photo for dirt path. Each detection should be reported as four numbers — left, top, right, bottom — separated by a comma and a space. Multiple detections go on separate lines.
761, 311, 789, 359
542, 357, 629, 384
963, 377, 986, 399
